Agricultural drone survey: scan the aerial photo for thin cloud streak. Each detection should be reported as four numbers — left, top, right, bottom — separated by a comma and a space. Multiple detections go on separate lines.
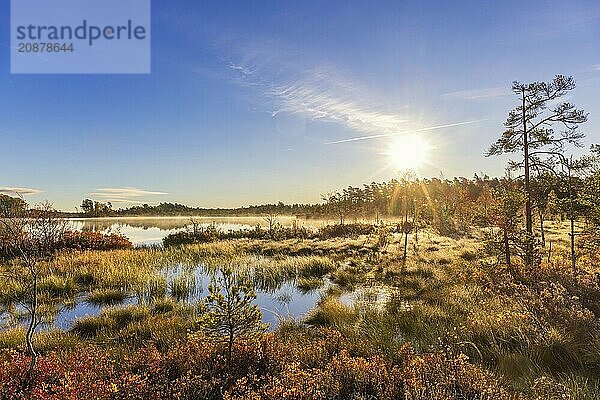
0, 187, 43, 196
88, 187, 168, 205
96, 198, 150, 205
325, 120, 486, 144
91, 187, 168, 198
228, 62, 255, 76
441, 87, 509, 100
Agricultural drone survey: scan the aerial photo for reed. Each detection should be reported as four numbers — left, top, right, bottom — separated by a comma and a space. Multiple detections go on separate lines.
169, 274, 198, 301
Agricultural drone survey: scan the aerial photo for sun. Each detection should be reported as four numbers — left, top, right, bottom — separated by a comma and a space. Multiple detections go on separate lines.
386, 135, 431, 171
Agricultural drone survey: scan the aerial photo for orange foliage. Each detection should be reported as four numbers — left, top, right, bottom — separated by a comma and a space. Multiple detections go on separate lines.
0, 329, 518, 400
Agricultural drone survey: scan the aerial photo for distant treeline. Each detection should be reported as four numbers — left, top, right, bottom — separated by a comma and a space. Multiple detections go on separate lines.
0, 173, 589, 229
76, 199, 325, 218
70, 173, 586, 225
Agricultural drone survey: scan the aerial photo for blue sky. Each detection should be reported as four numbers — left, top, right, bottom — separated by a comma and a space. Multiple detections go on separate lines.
1, 0, 599, 210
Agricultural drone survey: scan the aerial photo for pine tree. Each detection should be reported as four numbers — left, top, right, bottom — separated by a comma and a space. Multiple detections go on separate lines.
487, 75, 587, 265
198, 267, 267, 365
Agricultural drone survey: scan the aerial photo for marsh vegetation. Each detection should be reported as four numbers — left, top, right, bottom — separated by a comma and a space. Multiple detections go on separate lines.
2, 214, 600, 399
2, 76, 600, 399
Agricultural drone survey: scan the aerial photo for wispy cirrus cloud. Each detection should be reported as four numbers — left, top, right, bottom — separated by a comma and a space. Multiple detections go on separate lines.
89, 187, 168, 205
441, 87, 509, 100
0, 187, 43, 196
265, 77, 407, 134
224, 55, 408, 135
227, 59, 485, 143
228, 62, 255, 77
216, 38, 485, 143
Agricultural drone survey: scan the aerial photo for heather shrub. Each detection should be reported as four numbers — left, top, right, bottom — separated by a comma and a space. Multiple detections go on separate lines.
58, 231, 132, 251
0, 330, 517, 400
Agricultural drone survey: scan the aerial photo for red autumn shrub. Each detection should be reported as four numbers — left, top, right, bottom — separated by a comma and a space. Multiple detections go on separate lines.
59, 230, 132, 251
0, 348, 115, 400
0, 330, 518, 400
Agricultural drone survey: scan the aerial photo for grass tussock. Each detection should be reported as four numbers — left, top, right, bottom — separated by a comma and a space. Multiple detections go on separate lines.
294, 256, 336, 278
39, 275, 77, 297
296, 277, 325, 292
72, 305, 151, 338
87, 288, 128, 305
306, 296, 357, 326
0, 328, 79, 353
152, 297, 176, 314
70, 302, 194, 349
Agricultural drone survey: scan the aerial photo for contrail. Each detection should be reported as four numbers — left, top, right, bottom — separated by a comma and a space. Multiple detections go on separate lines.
325, 119, 486, 144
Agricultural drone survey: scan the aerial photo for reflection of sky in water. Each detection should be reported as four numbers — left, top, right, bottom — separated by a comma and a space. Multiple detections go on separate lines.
68, 217, 329, 247
340, 285, 399, 311
0, 310, 11, 327
1, 217, 339, 331
0, 276, 395, 333
257, 282, 322, 325
1, 267, 325, 332
103, 226, 174, 246
46, 282, 320, 331
70, 220, 258, 246
0, 217, 356, 330
52, 295, 139, 330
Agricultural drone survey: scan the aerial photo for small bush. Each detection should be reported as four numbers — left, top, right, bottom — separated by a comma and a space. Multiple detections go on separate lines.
163, 225, 219, 247
318, 223, 376, 239
460, 250, 479, 261
59, 230, 132, 251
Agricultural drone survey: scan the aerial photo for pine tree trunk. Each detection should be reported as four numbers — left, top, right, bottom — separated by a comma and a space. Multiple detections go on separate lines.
228, 330, 234, 367
568, 161, 576, 276
522, 91, 533, 266
539, 212, 545, 246
503, 228, 511, 270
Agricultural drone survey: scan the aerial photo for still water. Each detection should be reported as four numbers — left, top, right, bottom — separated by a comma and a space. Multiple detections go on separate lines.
0, 217, 342, 332
2, 263, 328, 331
69, 216, 324, 246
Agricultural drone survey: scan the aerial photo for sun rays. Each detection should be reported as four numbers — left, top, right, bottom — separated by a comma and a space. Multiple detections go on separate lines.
385, 135, 432, 172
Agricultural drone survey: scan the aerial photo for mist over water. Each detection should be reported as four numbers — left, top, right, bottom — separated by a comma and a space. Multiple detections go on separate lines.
69, 216, 322, 246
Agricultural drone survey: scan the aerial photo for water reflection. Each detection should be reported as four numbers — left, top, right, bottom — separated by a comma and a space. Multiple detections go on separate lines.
0, 262, 326, 331
69, 216, 322, 247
